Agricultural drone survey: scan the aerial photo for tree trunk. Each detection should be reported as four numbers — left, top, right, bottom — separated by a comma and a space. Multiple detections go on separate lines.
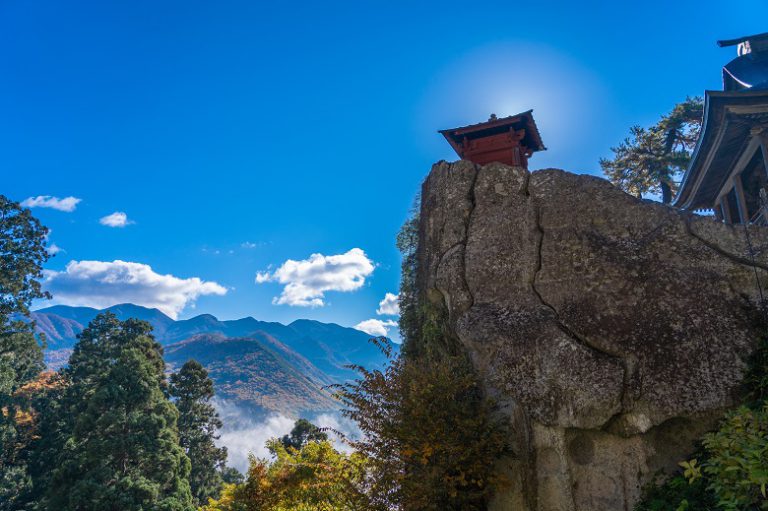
660, 180, 672, 204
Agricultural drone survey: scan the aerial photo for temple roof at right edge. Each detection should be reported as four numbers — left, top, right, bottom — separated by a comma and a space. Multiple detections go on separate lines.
719, 32, 768, 91
718, 31, 768, 48
673, 89, 768, 210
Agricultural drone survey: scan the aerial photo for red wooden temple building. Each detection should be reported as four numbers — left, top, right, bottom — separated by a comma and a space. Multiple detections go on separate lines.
439, 111, 546, 169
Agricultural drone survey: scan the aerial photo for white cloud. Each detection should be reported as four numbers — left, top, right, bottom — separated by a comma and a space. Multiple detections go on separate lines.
376, 292, 400, 316
47, 243, 63, 255
21, 196, 81, 212
355, 318, 398, 337
42, 259, 227, 319
99, 211, 134, 228
256, 248, 375, 307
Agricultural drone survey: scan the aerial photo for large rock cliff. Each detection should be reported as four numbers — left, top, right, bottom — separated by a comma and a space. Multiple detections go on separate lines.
417, 160, 768, 511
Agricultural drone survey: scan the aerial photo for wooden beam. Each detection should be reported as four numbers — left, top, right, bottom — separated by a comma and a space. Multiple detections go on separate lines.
734, 174, 750, 223
716, 135, 763, 204
759, 132, 768, 178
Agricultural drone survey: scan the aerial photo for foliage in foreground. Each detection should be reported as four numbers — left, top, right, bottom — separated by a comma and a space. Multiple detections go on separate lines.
0, 194, 50, 510
601, 96, 703, 203
46, 314, 195, 511
333, 339, 509, 511
201, 430, 368, 511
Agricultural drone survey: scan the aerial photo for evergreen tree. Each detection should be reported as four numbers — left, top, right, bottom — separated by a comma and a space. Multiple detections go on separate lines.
279, 418, 328, 451
46, 314, 194, 511
170, 359, 227, 505
15, 371, 69, 510
601, 97, 703, 203
0, 195, 50, 510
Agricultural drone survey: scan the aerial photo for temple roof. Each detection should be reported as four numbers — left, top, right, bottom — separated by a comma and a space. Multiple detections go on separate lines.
719, 32, 768, 91
718, 31, 768, 49
439, 110, 546, 155
673, 89, 768, 210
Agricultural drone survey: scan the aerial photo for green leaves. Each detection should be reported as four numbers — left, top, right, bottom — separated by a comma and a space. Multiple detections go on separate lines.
203, 437, 369, 511
679, 459, 702, 484
0, 195, 50, 331
701, 405, 768, 510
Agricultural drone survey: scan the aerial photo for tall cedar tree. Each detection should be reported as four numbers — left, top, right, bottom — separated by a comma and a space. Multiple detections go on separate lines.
169, 359, 228, 505
46, 313, 194, 511
600, 97, 703, 203
0, 195, 49, 510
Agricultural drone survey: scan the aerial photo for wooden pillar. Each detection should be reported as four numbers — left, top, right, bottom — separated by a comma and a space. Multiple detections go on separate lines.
721, 193, 734, 224
734, 176, 750, 224
760, 133, 768, 178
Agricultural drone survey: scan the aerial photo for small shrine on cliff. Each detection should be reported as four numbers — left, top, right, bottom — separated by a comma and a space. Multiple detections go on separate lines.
675, 32, 768, 224
439, 110, 546, 169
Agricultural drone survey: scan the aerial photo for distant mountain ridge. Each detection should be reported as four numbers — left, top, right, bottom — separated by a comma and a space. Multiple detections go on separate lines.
164, 333, 337, 415
32, 303, 393, 415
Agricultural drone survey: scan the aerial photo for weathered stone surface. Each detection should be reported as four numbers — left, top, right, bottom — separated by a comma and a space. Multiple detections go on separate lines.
418, 161, 768, 511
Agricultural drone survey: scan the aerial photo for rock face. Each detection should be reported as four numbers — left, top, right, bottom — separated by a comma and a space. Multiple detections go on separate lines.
417, 161, 768, 511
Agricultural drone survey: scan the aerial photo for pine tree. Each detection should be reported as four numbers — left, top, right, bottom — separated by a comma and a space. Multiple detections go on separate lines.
601, 97, 703, 203
0, 195, 50, 510
170, 359, 228, 505
46, 314, 194, 511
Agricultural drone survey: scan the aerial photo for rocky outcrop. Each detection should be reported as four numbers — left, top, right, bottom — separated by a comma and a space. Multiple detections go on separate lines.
418, 161, 768, 511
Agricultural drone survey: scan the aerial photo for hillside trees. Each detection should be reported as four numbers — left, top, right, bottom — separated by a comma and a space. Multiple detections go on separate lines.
279, 417, 328, 450
0, 195, 50, 509
601, 97, 703, 203
170, 359, 228, 506
202, 420, 369, 511
46, 314, 194, 511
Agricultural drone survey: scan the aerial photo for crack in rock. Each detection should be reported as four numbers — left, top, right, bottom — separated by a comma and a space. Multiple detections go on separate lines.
528, 185, 630, 417
685, 215, 768, 271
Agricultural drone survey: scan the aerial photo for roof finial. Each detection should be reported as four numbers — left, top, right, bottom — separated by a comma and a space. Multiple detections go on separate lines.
489, 113, 498, 121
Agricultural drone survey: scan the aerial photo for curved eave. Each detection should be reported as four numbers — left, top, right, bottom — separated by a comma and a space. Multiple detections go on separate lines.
674, 89, 768, 210
672, 91, 719, 209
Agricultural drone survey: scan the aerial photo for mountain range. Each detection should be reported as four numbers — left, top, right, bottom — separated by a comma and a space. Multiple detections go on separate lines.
32, 303, 393, 416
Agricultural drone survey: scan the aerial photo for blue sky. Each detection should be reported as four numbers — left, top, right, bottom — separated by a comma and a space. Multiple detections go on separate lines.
2, 1, 765, 335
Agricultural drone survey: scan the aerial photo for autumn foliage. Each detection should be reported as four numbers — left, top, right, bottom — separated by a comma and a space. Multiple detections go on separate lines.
333, 339, 510, 511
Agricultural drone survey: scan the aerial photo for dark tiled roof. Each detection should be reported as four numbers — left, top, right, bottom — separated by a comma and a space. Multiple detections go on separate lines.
718, 32, 768, 48
724, 51, 768, 90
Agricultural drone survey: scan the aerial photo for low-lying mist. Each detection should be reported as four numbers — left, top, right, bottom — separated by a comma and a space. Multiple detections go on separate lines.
213, 399, 360, 473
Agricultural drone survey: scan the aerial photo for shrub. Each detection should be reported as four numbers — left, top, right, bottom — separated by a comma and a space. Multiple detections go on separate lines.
634, 469, 719, 511
701, 404, 768, 510
333, 340, 509, 510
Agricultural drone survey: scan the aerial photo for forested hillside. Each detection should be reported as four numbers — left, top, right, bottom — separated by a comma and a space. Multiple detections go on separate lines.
32, 303, 393, 416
